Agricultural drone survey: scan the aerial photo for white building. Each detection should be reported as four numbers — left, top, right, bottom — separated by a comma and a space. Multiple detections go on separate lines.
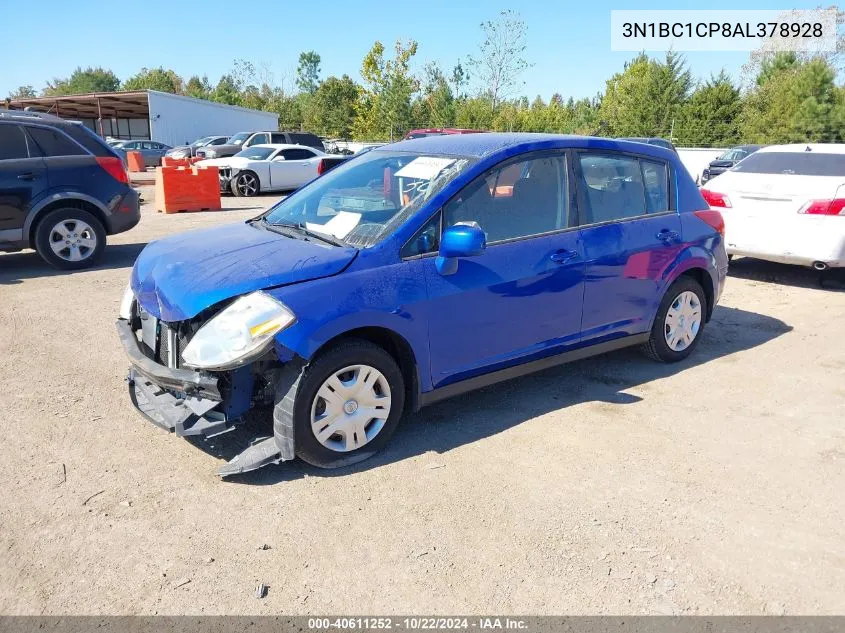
7, 89, 279, 147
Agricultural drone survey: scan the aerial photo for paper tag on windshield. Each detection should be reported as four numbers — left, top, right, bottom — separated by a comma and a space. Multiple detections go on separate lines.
394, 157, 455, 180
305, 211, 361, 240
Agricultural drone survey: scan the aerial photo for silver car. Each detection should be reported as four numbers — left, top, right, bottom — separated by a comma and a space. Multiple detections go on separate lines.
112, 140, 172, 167
165, 135, 230, 160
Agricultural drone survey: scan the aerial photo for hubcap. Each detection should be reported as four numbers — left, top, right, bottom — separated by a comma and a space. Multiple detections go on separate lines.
310, 364, 391, 453
237, 174, 257, 195
48, 219, 97, 262
664, 290, 702, 352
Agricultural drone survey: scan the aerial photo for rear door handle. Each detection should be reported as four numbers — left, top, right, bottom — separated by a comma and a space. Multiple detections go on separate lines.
550, 249, 579, 263
656, 229, 680, 243
17, 173, 37, 181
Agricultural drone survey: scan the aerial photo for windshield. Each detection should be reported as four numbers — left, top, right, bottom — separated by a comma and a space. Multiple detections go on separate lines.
732, 152, 845, 177
263, 150, 477, 247
235, 147, 275, 160
228, 133, 250, 145
191, 136, 213, 147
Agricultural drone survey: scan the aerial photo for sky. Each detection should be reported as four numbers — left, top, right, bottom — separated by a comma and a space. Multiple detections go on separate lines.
0, 0, 832, 101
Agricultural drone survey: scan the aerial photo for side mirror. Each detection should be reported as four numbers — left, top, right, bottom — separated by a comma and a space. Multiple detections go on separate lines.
273, 156, 285, 161
436, 223, 486, 275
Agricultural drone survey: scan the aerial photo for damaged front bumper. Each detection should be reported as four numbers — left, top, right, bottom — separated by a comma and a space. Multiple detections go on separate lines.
117, 319, 292, 476
218, 168, 233, 193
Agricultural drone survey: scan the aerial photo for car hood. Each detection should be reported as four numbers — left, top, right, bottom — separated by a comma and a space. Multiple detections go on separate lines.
131, 222, 358, 322
204, 143, 240, 154
708, 160, 734, 169
196, 157, 251, 168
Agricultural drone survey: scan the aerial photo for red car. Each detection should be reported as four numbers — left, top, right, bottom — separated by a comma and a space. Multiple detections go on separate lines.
404, 128, 482, 140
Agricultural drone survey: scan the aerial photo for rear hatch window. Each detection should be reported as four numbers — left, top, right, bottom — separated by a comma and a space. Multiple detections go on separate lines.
732, 152, 845, 177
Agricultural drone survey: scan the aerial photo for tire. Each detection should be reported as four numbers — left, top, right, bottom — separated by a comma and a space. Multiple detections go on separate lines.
33, 207, 106, 270
642, 277, 707, 363
275, 339, 405, 469
231, 171, 260, 197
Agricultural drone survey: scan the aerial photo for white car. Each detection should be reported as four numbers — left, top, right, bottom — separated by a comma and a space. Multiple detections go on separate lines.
198, 144, 328, 196
701, 144, 845, 270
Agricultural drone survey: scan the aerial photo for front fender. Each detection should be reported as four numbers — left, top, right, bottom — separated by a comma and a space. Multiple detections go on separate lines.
267, 259, 434, 391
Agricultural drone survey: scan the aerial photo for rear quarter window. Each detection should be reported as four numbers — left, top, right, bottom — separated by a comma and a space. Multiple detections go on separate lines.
60, 124, 114, 156
733, 152, 845, 177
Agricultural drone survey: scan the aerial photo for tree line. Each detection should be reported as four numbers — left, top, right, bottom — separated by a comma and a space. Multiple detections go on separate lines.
7, 10, 845, 147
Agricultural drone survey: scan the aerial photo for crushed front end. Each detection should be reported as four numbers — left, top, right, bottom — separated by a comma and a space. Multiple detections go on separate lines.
217, 167, 233, 193
117, 296, 292, 476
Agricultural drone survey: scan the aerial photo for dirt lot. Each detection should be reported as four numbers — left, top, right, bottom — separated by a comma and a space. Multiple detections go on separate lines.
1, 187, 844, 616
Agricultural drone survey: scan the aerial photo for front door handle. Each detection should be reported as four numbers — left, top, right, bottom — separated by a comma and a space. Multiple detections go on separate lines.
656, 229, 680, 243
17, 172, 37, 181
550, 249, 579, 264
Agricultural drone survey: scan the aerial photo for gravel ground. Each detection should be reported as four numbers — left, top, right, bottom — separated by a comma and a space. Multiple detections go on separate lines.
0, 187, 843, 615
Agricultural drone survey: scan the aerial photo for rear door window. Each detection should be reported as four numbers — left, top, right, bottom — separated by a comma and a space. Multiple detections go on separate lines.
732, 152, 845, 177
0, 124, 32, 160
577, 153, 646, 223
576, 152, 671, 224
25, 126, 86, 157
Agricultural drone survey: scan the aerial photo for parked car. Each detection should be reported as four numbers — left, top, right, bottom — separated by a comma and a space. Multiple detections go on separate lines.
197, 131, 324, 159
0, 111, 140, 269
197, 144, 345, 196
701, 143, 845, 271
700, 145, 763, 185
165, 135, 230, 160
112, 140, 171, 167
619, 137, 678, 153
404, 128, 482, 139
117, 133, 727, 476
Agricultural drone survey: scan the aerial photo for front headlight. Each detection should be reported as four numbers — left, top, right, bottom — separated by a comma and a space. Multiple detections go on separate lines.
204, 150, 217, 158
181, 291, 296, 370
119, 285, 135, 320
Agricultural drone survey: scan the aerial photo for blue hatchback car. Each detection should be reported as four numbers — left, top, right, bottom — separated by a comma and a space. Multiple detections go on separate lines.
117, 133, 728, 475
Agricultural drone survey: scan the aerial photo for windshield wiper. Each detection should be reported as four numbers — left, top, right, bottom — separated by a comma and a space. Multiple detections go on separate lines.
249, 217, 304, 240
271, 222, 347, 247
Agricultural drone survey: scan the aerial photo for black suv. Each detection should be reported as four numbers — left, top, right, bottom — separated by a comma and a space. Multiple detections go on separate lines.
0, 111, 140, 269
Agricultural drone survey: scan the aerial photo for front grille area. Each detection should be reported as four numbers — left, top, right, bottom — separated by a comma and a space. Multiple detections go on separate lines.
138, 306, 185, 369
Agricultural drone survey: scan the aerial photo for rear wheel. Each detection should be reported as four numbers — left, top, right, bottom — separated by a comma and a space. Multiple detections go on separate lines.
275, 339, 405, 469
232, 171, 260, 197
34, 207, 106, 270
643, 277, 707, 363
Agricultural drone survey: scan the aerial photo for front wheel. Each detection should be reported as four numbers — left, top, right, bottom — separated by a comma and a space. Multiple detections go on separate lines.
643, 277, 707, 363
231, 171, 260, 197
276, 339, 406, 469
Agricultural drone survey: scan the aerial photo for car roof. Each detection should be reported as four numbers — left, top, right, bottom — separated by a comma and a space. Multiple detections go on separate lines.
756, 143, 845, 155
387, 132, 677, 160
249, 143, 317, 151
